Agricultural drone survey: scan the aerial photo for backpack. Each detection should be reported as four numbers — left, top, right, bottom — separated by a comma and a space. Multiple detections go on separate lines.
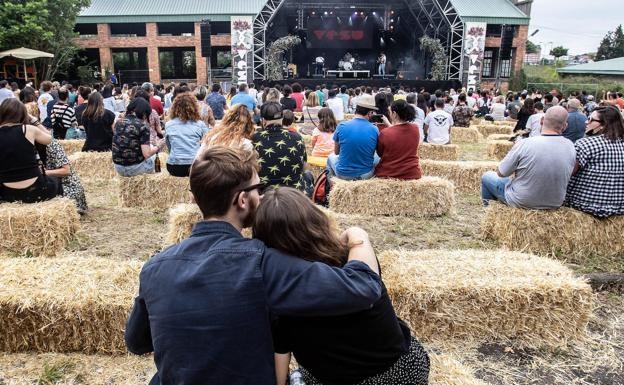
51, 105, 67, 139
311, 170, 331, 207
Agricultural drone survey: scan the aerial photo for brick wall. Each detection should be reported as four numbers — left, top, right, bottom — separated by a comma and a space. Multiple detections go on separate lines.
74, 22, 232, 85
482, 24, 529, 91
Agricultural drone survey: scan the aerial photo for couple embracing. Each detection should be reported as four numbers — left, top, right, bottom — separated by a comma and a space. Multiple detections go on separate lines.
125, 146, 430, 385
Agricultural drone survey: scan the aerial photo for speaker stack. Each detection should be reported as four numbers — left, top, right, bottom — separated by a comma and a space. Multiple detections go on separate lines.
200, 20, 211, 58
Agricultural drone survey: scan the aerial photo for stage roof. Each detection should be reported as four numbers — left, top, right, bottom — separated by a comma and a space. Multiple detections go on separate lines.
77, 0, 529, 25
557, 57, 624, 77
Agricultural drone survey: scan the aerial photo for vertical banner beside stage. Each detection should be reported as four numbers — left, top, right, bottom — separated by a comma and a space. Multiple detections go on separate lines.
463, 22, 487, 92
231, 16, 254, 85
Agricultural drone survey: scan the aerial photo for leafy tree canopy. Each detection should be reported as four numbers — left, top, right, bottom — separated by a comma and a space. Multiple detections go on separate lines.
596, 25, 624, 61
550, 46, 569, 59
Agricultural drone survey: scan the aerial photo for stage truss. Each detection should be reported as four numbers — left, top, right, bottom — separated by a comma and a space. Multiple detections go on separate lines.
253, 0, 464, 81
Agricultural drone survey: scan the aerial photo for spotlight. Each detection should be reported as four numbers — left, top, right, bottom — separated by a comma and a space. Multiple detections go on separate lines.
324, 11, 328, 15
391, 11, 394, 14
373, 12, 377, 16
330, 11, 333, 15
360, 12, 364, 15
312, 11, 315, 15
390, 19, 394, 22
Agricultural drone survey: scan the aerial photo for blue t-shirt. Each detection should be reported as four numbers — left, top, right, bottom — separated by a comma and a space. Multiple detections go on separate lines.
206, 92, 227, 119
231, 92, 257, 112
564, 111, 586, 143
333, 117, 379, 177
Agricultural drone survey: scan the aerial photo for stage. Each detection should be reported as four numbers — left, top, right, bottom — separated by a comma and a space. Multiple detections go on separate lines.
260, 78, 461, 93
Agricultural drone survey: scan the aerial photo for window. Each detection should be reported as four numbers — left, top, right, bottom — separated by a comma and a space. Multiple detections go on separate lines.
157, 22, 194, 36
211, 21, 230, 35
111, 48, 148, 71
500, 58, 512, 78
110, 23, 146, 37
482, 49, 494, 78
486, 24, 517, 37
74, 23, 98, 37
159, 48, 197, 79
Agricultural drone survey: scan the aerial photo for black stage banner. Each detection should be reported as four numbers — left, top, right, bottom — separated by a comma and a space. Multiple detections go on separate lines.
307, 18, 374, 49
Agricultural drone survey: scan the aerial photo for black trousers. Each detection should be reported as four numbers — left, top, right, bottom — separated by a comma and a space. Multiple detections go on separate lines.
166, 163, 191, 177
1, 175, 62, 203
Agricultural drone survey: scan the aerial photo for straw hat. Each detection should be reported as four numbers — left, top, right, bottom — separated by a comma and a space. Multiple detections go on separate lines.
356, 94, 378, 110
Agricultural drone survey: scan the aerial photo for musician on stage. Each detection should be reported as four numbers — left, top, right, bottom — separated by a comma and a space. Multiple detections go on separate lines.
315, 53, 325, 75
378, 52, 387, 76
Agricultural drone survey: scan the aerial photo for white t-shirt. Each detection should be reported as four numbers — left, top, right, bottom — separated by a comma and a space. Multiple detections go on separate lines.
37, 92, 54, 122
526, 112, 545, 137
326, 97, 344, 121
410, 103, 425, 143
467, 97, 476, 109
248, 88, 258, 99
490, 103, 506, 121
423, 109, 454, 144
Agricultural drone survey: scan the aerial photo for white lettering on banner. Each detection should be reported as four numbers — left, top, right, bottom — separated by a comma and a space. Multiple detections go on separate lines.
463, 23, 487, 92
231, 17, 253, 85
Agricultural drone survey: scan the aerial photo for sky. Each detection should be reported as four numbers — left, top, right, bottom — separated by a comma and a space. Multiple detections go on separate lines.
527, 0, 623, 56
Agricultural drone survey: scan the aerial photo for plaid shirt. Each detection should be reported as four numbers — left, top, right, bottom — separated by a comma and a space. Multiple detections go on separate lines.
565, 135, 624, 218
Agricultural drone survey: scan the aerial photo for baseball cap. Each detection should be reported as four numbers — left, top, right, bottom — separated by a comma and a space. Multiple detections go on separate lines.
261, 102, 283, 120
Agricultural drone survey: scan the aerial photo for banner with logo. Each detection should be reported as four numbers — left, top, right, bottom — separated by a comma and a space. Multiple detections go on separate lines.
231, 16, 254, 84
463, 22, 487, 92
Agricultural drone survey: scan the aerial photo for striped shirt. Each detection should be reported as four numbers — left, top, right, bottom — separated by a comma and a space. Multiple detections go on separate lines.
51, 103, 77, 129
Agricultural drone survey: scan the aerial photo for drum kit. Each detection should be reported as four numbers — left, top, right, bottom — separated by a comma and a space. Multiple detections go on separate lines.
338, 58, 355, 71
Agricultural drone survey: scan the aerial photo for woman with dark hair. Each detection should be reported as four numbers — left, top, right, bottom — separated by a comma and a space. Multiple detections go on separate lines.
254, 187, 430, 385
102, 84, 116, 113
112, 98, 165, 177
81, 92, 116, 152
376, 100, 422, 180
0, 99, 60, 203
134, 88, 164, 146
226, 86, 237, 106
565, 105, 624, 218
280, 85, 297, 111
416, 94, 429, 117
311, 107, 336, 157
19, 86, 39, 120
291, 83, 304, 112
514, 98, 535, 132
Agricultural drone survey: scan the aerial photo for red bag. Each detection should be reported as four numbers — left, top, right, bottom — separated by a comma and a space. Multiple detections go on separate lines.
311, 170, 331, 207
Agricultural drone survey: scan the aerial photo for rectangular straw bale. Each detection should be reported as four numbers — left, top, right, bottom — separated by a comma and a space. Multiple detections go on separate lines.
59, 140, 85, 156
379, 249, 593, 348
486, 134, 514, 141
486, 140, 515, 160
118, 172, 191, 210
482, 203, 624, 262
164, 203, 203, 246
306, 156, 327, 179
69, 151, 116, 179
301, 133, 313, 155
0, 257, 142, 354
0, 353, 154, 384
420, 160, 499, 192
429, 353, 489, 385
419, 143, 459, 161
329, 177, 455, 217
450, 126, 483, 143
476, 124, 513, 137
0, 198, 80, 257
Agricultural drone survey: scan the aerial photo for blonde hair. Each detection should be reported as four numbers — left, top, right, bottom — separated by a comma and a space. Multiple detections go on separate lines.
263, 88, 280, 103
305, 92, 320, 107
202, 104, 256, 148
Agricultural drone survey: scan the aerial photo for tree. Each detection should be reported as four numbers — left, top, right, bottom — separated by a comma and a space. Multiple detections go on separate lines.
525, 40, 539, 54
550, 46, 569, 60
596, 25, 624, 61
0, 0, 91, 80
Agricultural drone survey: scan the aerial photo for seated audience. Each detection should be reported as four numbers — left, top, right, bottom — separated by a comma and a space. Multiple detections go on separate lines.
487, 95, 506, 121
206, 83, 228, 120
253, 187, 429, 385
81, 92, 116, 152
564, 98, 586, 143
326, 95, 379, 180
325, 89, 345, 121
113, 98, 165, 177
134, 89, 164, 146
252, 102, 310, 191
423, 99, 453, 144
74, 86, 91, 127
282, 110, 297, 133
302, 92, 322, 127
201, 104, 255, 152
195, 85, 216, 128
481, 106, 576, 209
376, 100, 422, 180
165, 93, 210, 177
0, 99, 60, 203
291, 83, 304, 112
406, 93, 425, 142
19, 86, 40, 122
451, 94, 473, 128
565, 106, 624, 217
280, 85, 297, 112
51, 87, 78, 139
526, 102, 545, 137
311, 108, 336, 158
514, 98, 534, 132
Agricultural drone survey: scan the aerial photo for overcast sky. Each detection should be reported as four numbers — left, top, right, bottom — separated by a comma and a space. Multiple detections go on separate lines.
528, 0, 623, 56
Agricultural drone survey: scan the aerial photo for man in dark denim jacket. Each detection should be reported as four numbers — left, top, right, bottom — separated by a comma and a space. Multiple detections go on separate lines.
125, 146, 382, 385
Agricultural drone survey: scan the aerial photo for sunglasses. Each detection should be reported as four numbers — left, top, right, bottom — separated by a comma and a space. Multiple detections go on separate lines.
232, 182, 266, 205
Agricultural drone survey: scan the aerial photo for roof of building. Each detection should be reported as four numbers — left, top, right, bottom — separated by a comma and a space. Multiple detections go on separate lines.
77, 0, 529, 25
557, 57, 624, 76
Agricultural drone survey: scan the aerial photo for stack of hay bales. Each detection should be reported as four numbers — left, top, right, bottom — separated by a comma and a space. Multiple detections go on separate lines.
118, 172, 192, 210
419, 143, 459, 161
420, 160, 499, 193
329, 177, 455, 217
59, 140, 85, 156
487, 134, 514, 141
482, 203, 624, 263
0, 198, 80, 257
0, 257, 141, 353
380, 249, 593, 348
450, 126, 483, 143
476, 124, 513, 137
487, 140, 515, 160
69, 152, 116, 179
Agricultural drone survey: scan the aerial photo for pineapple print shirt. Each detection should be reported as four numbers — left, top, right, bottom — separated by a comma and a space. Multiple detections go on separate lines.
252, 124, 307, 191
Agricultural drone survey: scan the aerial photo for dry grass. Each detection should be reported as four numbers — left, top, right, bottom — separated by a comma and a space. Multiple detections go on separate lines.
330, 177, 455, 217
451, 127, 483, 143
420, 160, 499, 192
476, 125, 514, 137
486, 140, 515, 161
0, 257, 141, 354
429, 353, 489, 385
0, 198, 80, 258
420, 143, 459, 161
68, 151, 116, 180
58, 140, 85, 156
482, 203, 624, 265
487, 134, 514, 141
380, 249, 594, 349
118, 172, 192, 210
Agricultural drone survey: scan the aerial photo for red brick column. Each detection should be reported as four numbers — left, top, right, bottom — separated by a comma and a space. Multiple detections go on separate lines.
513, 25, 528, 79
194, 22, 207, 85
96, 24, 112, 80
146, 23, 161, 84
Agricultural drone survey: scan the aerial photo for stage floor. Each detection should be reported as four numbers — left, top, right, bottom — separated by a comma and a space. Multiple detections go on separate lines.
260, 78, 462, 93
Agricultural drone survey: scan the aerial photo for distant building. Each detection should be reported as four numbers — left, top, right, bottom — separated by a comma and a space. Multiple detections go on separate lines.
557, 57, 624, 81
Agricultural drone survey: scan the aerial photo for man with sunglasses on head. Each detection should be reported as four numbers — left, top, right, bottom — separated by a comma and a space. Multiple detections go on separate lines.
125, 146, 381, 385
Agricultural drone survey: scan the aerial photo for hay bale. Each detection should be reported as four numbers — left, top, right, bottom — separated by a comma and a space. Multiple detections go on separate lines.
306, 156, 327, 179
58, 140, 85, 156
486, 134, 514, 141
0, 353, 154, 384
380, 249, 593, 348
419, 143, 459, 161
486, 140, 515, 160
450, 126, 483, 143
482, 203, 624, 262
476, 124, 513, 137
164, 203, 203, 246
329, 177, 455, 217
0, 257, 142, 353
429, 354, 489, 385
420, 160, 499, 193
118, 172, 191, 210
0, 198, 80, 257
301, 134, 313, 155
69, 151, 116, 179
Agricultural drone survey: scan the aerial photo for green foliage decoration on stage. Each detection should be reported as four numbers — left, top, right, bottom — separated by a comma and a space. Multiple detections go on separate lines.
266, 35, 302, 81
419, 36, 446, 81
